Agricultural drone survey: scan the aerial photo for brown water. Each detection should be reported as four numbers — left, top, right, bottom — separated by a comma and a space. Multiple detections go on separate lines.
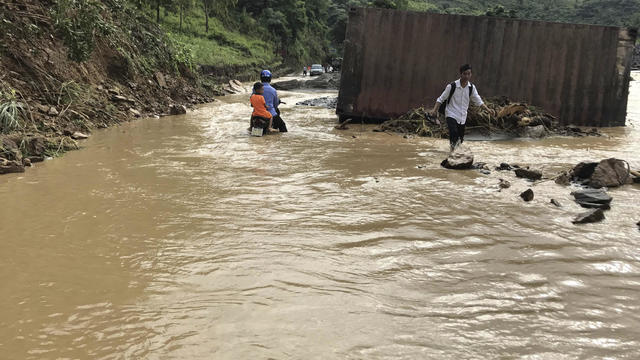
1, 75, 640, 359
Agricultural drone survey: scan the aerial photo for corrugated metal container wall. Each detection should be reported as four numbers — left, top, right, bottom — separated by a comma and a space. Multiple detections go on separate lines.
337, 8, 637, 126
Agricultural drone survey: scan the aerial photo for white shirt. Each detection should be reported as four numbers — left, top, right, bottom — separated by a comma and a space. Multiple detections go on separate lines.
437, 79, 484, 125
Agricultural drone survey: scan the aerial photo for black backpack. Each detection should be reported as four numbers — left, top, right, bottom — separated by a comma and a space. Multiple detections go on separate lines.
438, 82, 473, 115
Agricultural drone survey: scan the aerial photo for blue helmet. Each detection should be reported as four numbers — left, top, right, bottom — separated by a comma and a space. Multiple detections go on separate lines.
260, 69, 272, 78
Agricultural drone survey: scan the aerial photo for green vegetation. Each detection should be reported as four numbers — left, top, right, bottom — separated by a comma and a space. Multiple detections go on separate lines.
0, 88, 25, 134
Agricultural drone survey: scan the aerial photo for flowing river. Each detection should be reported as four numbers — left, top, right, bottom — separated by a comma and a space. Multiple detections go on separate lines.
1, 74, 639, 359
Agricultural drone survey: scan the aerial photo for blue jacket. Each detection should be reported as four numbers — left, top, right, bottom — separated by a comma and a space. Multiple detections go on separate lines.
261, 82, 279, 117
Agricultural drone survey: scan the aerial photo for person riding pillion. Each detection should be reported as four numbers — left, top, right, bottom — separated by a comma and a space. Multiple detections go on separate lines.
430, 64, 493, 151
260, 70, 288, 132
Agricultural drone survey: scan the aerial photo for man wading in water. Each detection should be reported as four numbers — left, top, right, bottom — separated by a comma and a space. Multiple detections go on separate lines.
259, 69, 288, 132
430, 64, 493, 151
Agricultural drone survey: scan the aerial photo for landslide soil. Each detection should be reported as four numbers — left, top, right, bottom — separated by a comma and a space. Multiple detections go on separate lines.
0, 0, 222, 172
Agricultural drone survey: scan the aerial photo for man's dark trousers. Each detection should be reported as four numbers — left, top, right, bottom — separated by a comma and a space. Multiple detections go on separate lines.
446, 117, 465, 147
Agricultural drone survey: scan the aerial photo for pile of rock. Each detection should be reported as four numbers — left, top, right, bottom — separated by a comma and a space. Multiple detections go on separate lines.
555, 158, 639, 225
221, 80, 247, 95
555, 158, 636, 188
296, 97, 338, 109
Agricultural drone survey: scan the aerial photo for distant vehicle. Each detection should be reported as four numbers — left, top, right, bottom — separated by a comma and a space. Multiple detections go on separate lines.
310, 64, 323, 76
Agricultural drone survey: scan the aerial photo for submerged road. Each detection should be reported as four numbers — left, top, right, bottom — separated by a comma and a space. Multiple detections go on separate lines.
1, 75, 639, 359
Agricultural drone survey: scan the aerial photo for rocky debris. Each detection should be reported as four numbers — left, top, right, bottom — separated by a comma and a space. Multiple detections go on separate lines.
588, 158, 631, 188
571, 188, 612, 210
550, 199, 562, 207
520, 189, 534, 201
154, 72, 167, 88
377, 98, 602, 138
498, 179, 511, 189
169, 104, 187, 115
222, 79, 247, 94
23, 158, 32, 167
48, 106, 59, 116
519, 124, 546, 138
296, 97, 338, 109
272, 79, 302, 91
515, 167, 542, 181
305, 73, 340, 89
334, 118, 352, 130
36, 104, 50, 113
0, 158, 25, 174
1, 137, 22, 163
71, 132, 89, 140
112, 95, 136, 104
554, 170, 572, 186
558, 158, 632, 188
573, 208, 605, 224
496, 163, 513, 171
273, 73, 341, 91
129, 108, 141, 117
441, 149, 474, 170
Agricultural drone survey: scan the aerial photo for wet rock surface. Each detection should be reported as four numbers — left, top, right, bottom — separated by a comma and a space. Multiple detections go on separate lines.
551, 199, 562, 207
169, 104, 187, 115
573, 209, 605, 224
515, 167, 542, 181
588, 158, 631, 188
441, 149, 474, 170
558, 158, 633, 188
296, 97, 338, 109
571, 188, 612, 210
520, 189, 534, 201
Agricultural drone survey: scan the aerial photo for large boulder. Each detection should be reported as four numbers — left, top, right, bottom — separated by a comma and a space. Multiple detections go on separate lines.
588, 158, 630, 188
571, 188, 612, 209
441, 149, 474, 170
272, 79, 303, 90
306, 73, 340, 89
573, 208, 605, 224
515, 167, 542, 181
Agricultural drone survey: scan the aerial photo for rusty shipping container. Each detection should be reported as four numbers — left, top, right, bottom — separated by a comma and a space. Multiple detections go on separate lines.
337, 8, 637, 126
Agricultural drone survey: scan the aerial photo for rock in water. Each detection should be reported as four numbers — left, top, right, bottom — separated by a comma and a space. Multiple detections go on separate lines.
0, 158, 25, 174
588, 158, 630, 188
571, 188, 612, 209
498, 179, 511, 189
550, 199, 562, 207
441, 149, 474, 170
573, 209, 605, 224
520, 125, 547, 138
520, 189, 534, 201
495, 163, 513, 171
272, 79, 303, 90
71, 132, 89, 140
169, 104, 187, 115
515, 167, 542, 181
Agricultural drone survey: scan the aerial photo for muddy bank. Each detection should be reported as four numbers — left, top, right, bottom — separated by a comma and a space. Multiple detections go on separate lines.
0, 0, 229, 175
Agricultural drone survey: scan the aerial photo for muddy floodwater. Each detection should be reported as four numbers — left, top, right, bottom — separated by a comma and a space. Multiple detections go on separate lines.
1, 74, 640, 359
